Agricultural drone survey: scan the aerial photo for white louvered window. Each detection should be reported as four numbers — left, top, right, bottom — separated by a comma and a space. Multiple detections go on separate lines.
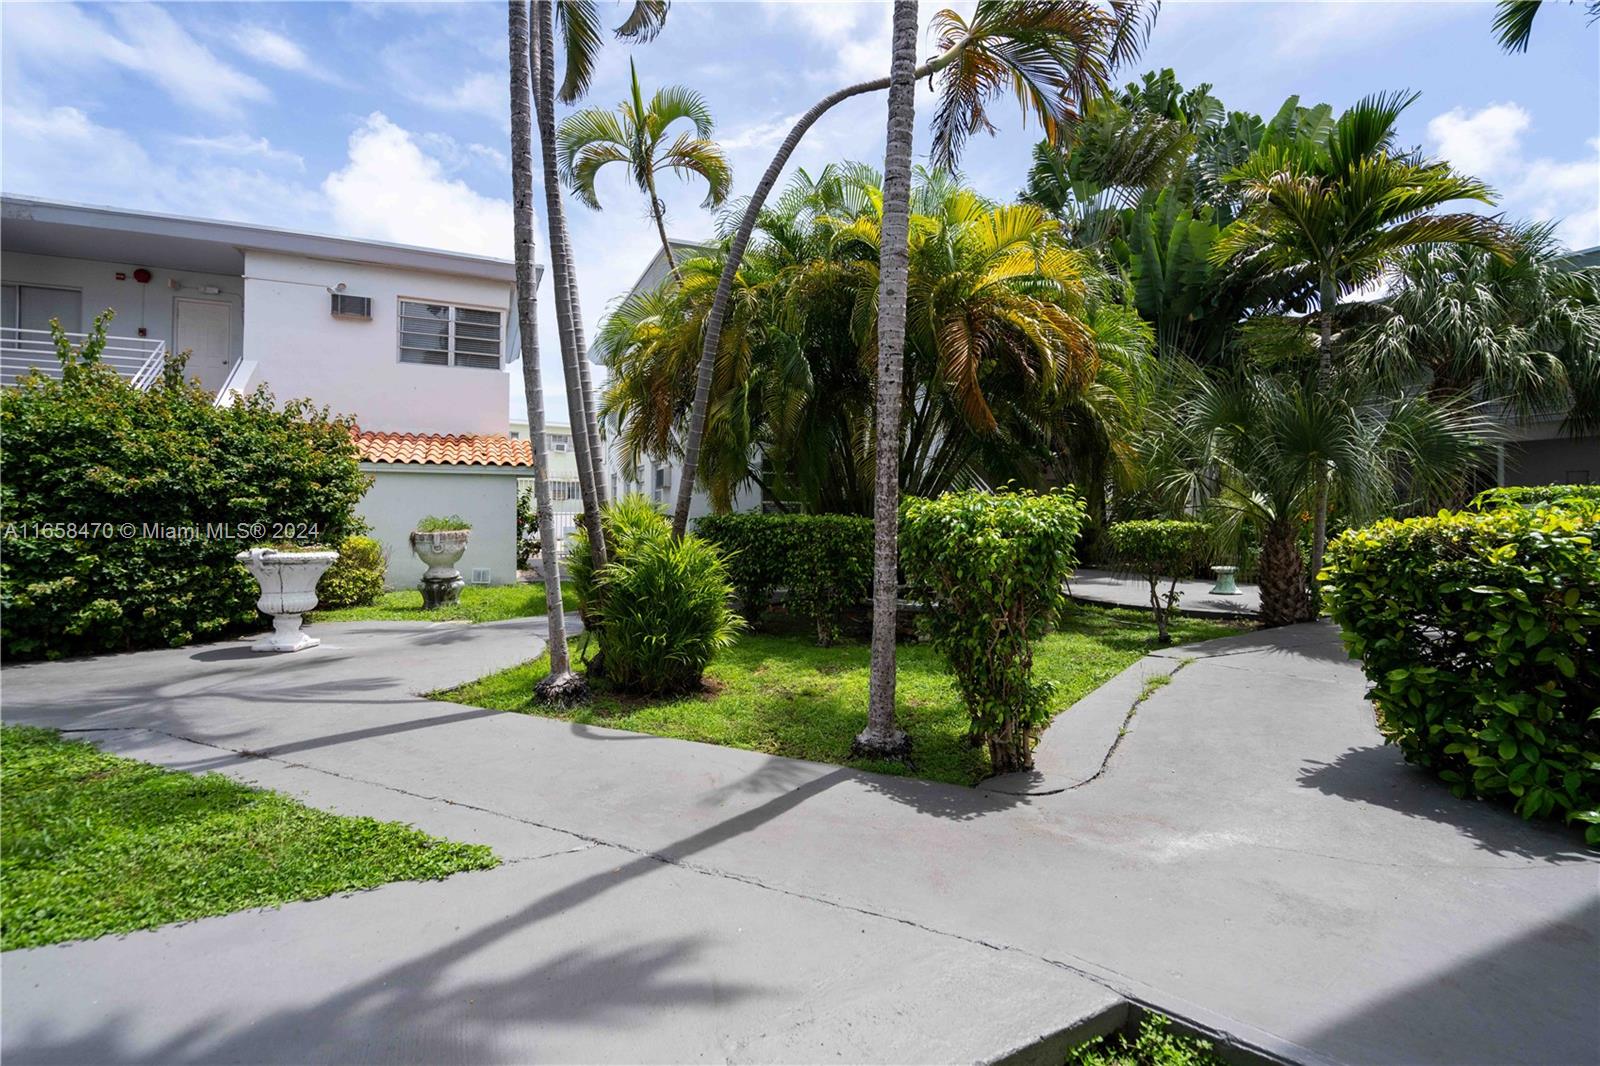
398, 300, 503, 369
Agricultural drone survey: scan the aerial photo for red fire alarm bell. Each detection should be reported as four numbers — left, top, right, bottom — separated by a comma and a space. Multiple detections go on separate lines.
133, 268, 153, 284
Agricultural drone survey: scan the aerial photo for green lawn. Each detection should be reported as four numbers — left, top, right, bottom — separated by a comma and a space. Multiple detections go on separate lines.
0, 725, 497, 950
433, 605, 1244, 785
311, 582, 578, 624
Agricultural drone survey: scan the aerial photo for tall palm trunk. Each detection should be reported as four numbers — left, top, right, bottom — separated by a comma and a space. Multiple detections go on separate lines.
1310, 266, 1336, 585
856, 0, 919, 761
509, 0, 580, 700
644, 169, 683, 285
1258, 518, 1310, 627
532, 1, 608, 566
669, 35, 976, 538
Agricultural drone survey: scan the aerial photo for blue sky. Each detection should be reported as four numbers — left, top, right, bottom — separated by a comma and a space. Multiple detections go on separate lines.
4, 1, 1597, 423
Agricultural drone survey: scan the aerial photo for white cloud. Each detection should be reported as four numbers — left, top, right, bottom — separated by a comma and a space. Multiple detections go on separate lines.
2, 3, 269, 118
323, 113, 512, 257
231, 25, 310, 71
1426, 103, 1600, 251
1427, 103, 1532, 178
172, 133, 306, 171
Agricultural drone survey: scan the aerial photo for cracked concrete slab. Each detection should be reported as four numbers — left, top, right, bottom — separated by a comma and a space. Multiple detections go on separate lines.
3, 618, 1595, 1065
1, 845, 1123, 1065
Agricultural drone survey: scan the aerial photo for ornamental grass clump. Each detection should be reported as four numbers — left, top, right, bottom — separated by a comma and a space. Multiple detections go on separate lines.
570, 496, 743, 694
1104, 519, 1210, 644
1321, 500, 1600, 843
899, 488, 1086, 774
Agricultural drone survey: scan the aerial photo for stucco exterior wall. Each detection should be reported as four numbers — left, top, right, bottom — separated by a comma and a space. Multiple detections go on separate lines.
243, 250, 513, 436
357, 465, 521, 589
1, 250, 245, 382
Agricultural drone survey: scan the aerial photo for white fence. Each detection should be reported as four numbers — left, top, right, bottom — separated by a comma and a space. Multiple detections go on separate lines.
0, 327, 166, 390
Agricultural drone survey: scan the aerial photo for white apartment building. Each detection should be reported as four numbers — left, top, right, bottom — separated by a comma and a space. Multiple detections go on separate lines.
1, 195, 537, 587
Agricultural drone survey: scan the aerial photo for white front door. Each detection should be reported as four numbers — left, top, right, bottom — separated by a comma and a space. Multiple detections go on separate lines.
174, 298, 233, 392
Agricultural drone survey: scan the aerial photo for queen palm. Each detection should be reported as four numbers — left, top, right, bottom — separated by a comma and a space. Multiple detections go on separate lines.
525, 0, 671, 569
558, 61, 731, 285
508, 0, 580, 702
670, 0, 1159, 537
858, 0, 922, 760
1213, 89, 1506, 581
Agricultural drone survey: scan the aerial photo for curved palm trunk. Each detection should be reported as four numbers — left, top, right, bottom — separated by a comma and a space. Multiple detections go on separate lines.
669, 36, 975, 538
855, 0, 919, 762
509, 0, 578, 697
533, 1, 608, 567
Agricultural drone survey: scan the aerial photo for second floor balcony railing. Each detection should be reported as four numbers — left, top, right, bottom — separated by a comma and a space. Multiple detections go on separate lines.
0, 327, 167, 391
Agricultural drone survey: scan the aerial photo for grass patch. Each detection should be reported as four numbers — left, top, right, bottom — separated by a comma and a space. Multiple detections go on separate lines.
310, 582, 578, 624
0, 725, 497, 950
1065, 1014, 1225, 1065
433, 604, 1244, 786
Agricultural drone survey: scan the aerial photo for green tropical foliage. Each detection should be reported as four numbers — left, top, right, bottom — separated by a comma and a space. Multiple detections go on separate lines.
599, 164, 1151, 515
558, 59, 732, 275
899, 488, 1086, 774
1321, 500, 1600, 842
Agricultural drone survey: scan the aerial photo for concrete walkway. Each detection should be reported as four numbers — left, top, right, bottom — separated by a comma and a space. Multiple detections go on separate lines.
2, 617, 1594, 1065
1068, 567, 1261, 618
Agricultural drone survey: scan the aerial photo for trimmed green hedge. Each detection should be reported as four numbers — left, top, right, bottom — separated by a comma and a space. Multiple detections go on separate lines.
1472, 484, 1600, 511
1321, 503, 1600, 843
694, 512, 873, 645
1104, 519, 1209, 644
900, 489, 1086, 774
1, 319, 368, 659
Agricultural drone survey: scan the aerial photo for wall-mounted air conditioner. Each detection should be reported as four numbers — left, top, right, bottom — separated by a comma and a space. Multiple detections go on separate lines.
330, 293, 372, 319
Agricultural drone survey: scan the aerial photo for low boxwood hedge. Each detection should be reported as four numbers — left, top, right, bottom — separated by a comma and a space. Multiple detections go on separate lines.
1320, 501, 1600, 843
694, 512, 873, 645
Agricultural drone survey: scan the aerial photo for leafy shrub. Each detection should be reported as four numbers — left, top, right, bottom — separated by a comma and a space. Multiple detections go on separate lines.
1471, 484, 1600, 511
1104, 520, 1210, 644
516, 486, 539, 568
415, 514, 471, 532
1, 315, 368, 659
1321, 502, 1600, 842
694, 512, 873, 644
572, 495, 743, 693
899, 488, 1086, 774
1065, 1014, 1223, 1066
317, 536, 387, 609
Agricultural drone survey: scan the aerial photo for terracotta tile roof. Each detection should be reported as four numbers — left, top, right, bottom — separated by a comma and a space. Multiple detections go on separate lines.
353, 427, 536, 468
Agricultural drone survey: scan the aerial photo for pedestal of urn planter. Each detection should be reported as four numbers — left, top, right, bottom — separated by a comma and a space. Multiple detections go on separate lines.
411, 529, 470, 609
236, 547, 339, 652
1209, 565, 1241, 596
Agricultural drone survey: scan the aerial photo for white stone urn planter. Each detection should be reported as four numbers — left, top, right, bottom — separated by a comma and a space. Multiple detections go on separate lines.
236, 547, 338, 653
411, 529, 470, 608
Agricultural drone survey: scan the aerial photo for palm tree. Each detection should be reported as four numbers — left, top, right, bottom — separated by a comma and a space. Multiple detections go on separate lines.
1214, 89, 1507, 580
857, 0, 921, 761
508, 0, 582, 702
524, 0, 671, 567
1142, 357, 1493, 626
1357, 224, 1600, 436
670, 0, 1159, 537
1494, 0, 1600, 50
558, 60, 731, 284
597, 166, 1126, 515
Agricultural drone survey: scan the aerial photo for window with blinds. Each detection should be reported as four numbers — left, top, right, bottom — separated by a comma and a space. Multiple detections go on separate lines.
398, 300, 503, 369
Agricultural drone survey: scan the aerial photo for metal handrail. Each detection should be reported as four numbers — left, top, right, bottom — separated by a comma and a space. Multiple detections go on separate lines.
0, 327, 168, 391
